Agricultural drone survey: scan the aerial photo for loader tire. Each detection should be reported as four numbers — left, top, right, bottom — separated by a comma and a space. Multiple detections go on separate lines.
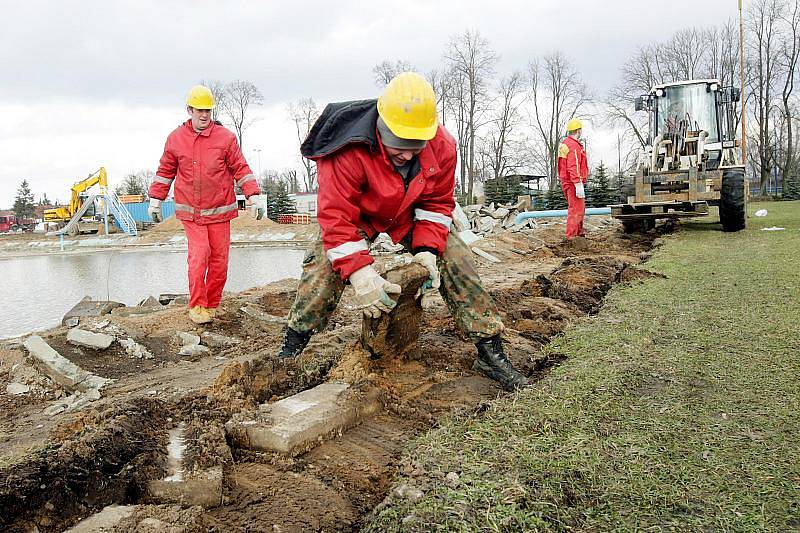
720, 168, 746, 232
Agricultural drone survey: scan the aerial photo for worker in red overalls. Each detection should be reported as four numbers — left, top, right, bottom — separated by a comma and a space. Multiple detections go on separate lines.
148, 85, 267, 324
557, 117, 589, 239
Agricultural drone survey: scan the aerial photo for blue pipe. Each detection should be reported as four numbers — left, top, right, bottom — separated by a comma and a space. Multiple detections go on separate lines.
514, 207, 611, 224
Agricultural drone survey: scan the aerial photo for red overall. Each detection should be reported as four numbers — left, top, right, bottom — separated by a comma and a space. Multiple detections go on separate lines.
557, 135, 589, 238
149, 120, 259, 308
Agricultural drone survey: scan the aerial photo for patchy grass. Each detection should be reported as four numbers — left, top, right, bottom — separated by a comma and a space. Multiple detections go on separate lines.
367, 202, 800, 531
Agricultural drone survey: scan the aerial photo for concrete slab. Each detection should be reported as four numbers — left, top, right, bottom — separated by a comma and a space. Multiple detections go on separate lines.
241, 303, 288, 324
201, 332, 241, 348
226, 382, 382, 456
361, 263, 428, 360
176, 331, 201, 346
178, 344, 210, 357
24, 335, 112, 392
159, 293, 189, 305
62, 297, 124, 326
67, 328, 115, 350
65, 504, 137, 532
472, 247, 502, 263
110, 305, 164, 317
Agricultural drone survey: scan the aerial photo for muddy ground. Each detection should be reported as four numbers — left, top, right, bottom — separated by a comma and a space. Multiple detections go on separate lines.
0, 217, 666, 532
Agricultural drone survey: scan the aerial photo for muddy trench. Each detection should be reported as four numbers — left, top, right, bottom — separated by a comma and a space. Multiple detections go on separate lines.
0, 225, 666, 532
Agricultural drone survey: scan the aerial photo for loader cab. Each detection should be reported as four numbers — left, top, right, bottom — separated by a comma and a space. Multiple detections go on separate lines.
636, 80, 741, 171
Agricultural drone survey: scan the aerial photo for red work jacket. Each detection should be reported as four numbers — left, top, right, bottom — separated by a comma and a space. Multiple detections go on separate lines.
557, 135, 589, 185
314, 126, 457, 280
149, 120, 259, 224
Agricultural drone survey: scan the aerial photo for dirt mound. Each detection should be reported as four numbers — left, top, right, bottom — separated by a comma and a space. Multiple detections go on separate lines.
150, 213, 278, 234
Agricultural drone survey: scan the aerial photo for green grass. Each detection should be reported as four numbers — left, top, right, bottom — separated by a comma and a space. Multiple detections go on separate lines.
367, 202, 800, 531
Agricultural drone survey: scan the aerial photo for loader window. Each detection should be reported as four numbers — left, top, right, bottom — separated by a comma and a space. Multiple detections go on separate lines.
656, 84, 719, 143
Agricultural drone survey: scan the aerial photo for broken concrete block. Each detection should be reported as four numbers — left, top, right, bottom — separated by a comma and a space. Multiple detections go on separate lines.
64, 317, 79, 328
138, 295, 161, 307
477, 216, 495, 234
458, 229, 482, 246
159, 293, 189, 306
201, 332, 241, 348
241, 303, 288, 324
472, 247, 502, 263
24, 335, 111, 393
62, 297, 124, 326
44, 389, 101, 416
492, 207, 510, 220
179, 344, 210, 357
6, 382, 30, 395
67, 328, 115, 350
176, 331, 201, 347
120, 338, 154, 359
226, 382, 382, 456
452, 202, 471, 232
111, 305, 164, 317
64, 505, 138, 532
361, 263, 428, 360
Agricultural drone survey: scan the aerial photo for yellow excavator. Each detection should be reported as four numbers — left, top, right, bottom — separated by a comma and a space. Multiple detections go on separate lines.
44, 167, 108, 223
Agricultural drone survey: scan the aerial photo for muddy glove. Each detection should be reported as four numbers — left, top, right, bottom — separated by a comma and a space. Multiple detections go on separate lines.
148, 198, 163, 223
412, 251, 440, 309
248, 194, 267, 220
349, 264, 402, 319
574, 183, 585, 199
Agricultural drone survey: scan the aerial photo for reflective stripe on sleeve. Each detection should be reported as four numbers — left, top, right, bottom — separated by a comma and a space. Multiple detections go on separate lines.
175, 203, 193, 213
326, 239, 369, 263
414, 208, 452, 229
236, 173, 256, 187
152, 175, 174, 185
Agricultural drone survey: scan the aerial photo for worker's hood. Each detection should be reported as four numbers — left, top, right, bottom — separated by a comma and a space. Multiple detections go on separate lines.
301, 99, 379, 159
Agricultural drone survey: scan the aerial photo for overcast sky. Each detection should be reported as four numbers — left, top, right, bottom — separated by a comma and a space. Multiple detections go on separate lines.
0, 0, 741, 209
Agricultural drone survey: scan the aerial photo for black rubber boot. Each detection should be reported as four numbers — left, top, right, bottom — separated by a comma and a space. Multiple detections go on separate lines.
277, 327, 312, 359
473, 336, 529, 391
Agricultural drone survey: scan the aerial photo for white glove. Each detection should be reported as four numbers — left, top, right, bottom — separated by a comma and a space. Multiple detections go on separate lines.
574, 182, 585, 199
248, 194, 267, 220
412, 251, 440, 308
148, 198, 163, 222
349, 264, 402, 319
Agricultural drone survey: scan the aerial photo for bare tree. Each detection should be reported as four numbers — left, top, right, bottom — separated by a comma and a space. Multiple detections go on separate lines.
444, 30, 498, 202
747, 0, 784, 195
372, 59, 414, 87
425, 68, 452, 127
528, 52, 591, 190
483, 71, 528, 179
778, 0, 800, 184
115, 170, 153, 198
287, 98, 321, 192
219, 80, 264, 150
664, 28, 707, 80
199, 79, 226, 122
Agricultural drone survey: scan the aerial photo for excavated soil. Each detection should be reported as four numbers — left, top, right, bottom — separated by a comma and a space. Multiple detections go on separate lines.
0, 217, 666, 531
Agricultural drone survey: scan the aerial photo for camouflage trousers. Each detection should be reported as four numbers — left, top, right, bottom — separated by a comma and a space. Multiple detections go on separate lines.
287, 230, 504, 342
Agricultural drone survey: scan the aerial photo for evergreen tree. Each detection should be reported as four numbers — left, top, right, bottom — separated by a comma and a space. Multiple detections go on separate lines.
545, 183, 567, 209
273, 181, 297, 218
484, 175, 523, 205
13, 180, 35, 220
782, 171, 800, 200
587, 162, 615, 207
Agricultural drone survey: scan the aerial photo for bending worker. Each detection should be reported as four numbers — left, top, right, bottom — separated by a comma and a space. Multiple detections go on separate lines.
276, 72, 528, 391
148, 85, 267, 325
557, 118, 589, 239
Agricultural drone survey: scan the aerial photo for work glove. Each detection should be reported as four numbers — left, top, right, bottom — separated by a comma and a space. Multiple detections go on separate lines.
349, 264, 402, 319
412, 251, 440, 309
574, 182, 586, 199
148, 198, 163, 223
248, 194, 267, 220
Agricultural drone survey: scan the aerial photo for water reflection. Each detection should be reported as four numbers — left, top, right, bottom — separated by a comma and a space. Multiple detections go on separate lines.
0, 246, 304, 339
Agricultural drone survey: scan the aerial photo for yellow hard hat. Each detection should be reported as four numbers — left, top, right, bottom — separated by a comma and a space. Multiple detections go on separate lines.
186, 85, 215, 110
566, 117, 583, 132
377, 72, 438, 141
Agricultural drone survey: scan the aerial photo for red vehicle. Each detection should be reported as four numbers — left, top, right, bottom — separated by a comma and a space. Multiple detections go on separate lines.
0, 215, 35, 233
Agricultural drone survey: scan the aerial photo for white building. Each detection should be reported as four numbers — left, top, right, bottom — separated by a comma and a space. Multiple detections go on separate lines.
290, 192, 318, 216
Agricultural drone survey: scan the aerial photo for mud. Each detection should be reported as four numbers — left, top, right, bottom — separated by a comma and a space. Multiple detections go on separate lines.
0, 217, 667, 531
